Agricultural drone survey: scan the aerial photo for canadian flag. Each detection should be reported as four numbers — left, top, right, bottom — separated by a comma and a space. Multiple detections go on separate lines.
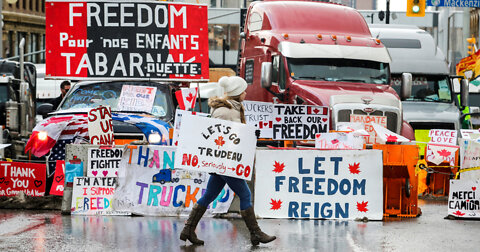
371, 123, 411, 143
426, 144, 459, 165
175, 87, 198, 111
24, 115, 74, 157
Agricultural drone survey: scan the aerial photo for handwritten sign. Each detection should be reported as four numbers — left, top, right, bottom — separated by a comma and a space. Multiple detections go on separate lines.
117, 85, 157, 113
88, 105, 114, 145
460, 139, 480, 181
349, 115, 387, 144
50, 160, 65, 196
460, 129, 480, 140
87, 147, 123, 177
254, 149, 383, 220
113, 145, 234, 216
243, 100, 274, 139
45, 1, 209, 81
315, 133, 364, 150
72, 177, 129, 215
448, 179, 480, 219
172, 109, 209, 146
429, 129, 457, 146
272, 104, 329, 140
0, 161, 46, 197
174, 114, 257, 180
425, 144, 458, 166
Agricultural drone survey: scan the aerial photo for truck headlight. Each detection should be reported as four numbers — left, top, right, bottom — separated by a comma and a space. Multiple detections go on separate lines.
148, 133, 161, 144
38, 131, 48, 141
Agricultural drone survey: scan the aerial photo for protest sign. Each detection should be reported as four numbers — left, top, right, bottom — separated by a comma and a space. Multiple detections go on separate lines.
349, 115, 387, 144
172, 109, 209, 146
87, 147, 123, 177
243, 100, 274, 139
315, 133, 364, 149
113, 145, 234, 216
272, 104, 329, 140
0, 161, 46, 197
46, 1, 209, 81
254, 149, 383, 220
460, 139, 480, 180
425, 144, 458, 166
448, 179, 480, 219
174, 114, 257, 180
175, 87, 198, 111
65, 161, 84, 183
117, 85, 157, 113
88, 106, 114, 145
429, 129, 457, 146
460, 129, 480, 140
50, 160, 65, 196
71, 176, 129, 215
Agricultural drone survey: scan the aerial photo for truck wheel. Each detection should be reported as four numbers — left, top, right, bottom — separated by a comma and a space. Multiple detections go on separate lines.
197, 179, 202, 184
174, 178, 179, 182
194, 179, 198, 183
404, 178, 411, 198
160, 180, 165, 184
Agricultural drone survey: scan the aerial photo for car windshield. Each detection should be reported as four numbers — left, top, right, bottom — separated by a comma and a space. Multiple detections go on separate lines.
391, 75, 453, 103
286, 58, 389, 85
60, 81, 173, 120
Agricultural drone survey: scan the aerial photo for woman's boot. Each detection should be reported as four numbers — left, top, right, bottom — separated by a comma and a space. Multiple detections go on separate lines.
180, 203, 207, 245
240, 207, 276, 245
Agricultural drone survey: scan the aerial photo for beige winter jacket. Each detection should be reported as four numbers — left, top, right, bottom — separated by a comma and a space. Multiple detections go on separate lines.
208, 97, 244, 123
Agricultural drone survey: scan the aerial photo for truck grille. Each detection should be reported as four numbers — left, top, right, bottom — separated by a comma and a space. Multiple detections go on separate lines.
337, 109, 399, 132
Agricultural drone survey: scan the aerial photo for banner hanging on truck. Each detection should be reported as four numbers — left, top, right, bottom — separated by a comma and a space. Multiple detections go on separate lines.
254, 149, 383, 220
46, 1, 209, 81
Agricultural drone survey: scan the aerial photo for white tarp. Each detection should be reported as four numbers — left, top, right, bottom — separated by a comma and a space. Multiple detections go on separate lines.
254, 149, 383, 220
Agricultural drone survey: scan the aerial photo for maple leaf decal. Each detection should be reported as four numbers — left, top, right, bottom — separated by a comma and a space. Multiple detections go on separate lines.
357, 201, 368, 212
186, 92, 194, 103
453, 210, 465, 216
214, 136, 225, 147
349, 162, 361, 174
272, 161, 285, 173
437, 149, 451, 158
270, 198, 282, 210
386, 135, 398, 142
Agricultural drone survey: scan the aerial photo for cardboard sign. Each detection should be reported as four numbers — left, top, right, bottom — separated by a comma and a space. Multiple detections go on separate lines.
429, 129, 457, 146
71, 177, 129, 215
45, 1, 209, 81
254, 149, 383, 220
460, 129, 480, 140
117, 85, 157, 113
0, 161, 46, 197
174, 114, 257, 180
349, 115, 387, 144
172, 109, 209, 146
448, 179, 480, 218
50, 160, 65, 196
315, 133, 364, 150
272, 104, 329, 140
88, 106, 114, 145
113, 145, 234, 216
243, 100, 274, 139
87, 147, 123, 177
460, 139, 480, 181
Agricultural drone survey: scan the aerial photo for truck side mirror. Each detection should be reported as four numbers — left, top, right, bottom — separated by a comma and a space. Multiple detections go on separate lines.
37, 103, 54, 119
401, 73, 412, 100
261, 62, 272, 89
460, 78, 469, 108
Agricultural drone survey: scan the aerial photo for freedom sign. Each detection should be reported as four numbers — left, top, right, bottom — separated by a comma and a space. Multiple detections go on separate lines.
448, 179, 480, 219
243, 100, 274, 139
174, 114, 257, 180
46, 1, 209, 81
272, 104, 329, 140
87, 147, 123, 177
0, 161, 46, 197
254, 149, 383, 220
113, 145, 234, 216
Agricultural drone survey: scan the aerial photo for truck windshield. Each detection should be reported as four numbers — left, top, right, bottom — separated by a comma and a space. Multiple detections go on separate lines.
60, 81, 173, 120
391, 75, 453, 103
287, 58, 389, 85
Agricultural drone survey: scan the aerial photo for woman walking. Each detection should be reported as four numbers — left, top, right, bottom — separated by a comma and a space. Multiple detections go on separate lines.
180, 76, 276, 246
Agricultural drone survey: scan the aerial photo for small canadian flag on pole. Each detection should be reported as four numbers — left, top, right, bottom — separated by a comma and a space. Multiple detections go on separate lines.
371, 122, 411, 144
175, 87, 198, 111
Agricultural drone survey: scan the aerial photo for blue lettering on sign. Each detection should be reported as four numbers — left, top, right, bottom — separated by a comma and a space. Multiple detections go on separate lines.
288, 201, 349, 218
427, 0, 480, 7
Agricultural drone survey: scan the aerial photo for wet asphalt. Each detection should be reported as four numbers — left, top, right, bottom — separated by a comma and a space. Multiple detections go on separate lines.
0, 199, 479, 252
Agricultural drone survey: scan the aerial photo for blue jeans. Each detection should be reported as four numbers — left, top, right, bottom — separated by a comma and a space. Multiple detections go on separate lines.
197, 174, 252, 210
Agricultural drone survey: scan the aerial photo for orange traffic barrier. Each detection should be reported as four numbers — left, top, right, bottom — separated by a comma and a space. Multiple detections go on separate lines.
372, 144, 420, 218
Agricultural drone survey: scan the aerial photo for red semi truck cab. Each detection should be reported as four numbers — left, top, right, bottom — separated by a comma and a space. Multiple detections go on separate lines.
239, 1, 414, 142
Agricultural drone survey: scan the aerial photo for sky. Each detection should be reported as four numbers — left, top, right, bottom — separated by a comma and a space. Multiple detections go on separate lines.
376, 0, 406, 11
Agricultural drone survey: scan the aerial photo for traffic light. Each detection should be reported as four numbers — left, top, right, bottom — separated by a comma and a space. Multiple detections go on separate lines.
406, 0, 425, 17
467, 36, 477, 56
